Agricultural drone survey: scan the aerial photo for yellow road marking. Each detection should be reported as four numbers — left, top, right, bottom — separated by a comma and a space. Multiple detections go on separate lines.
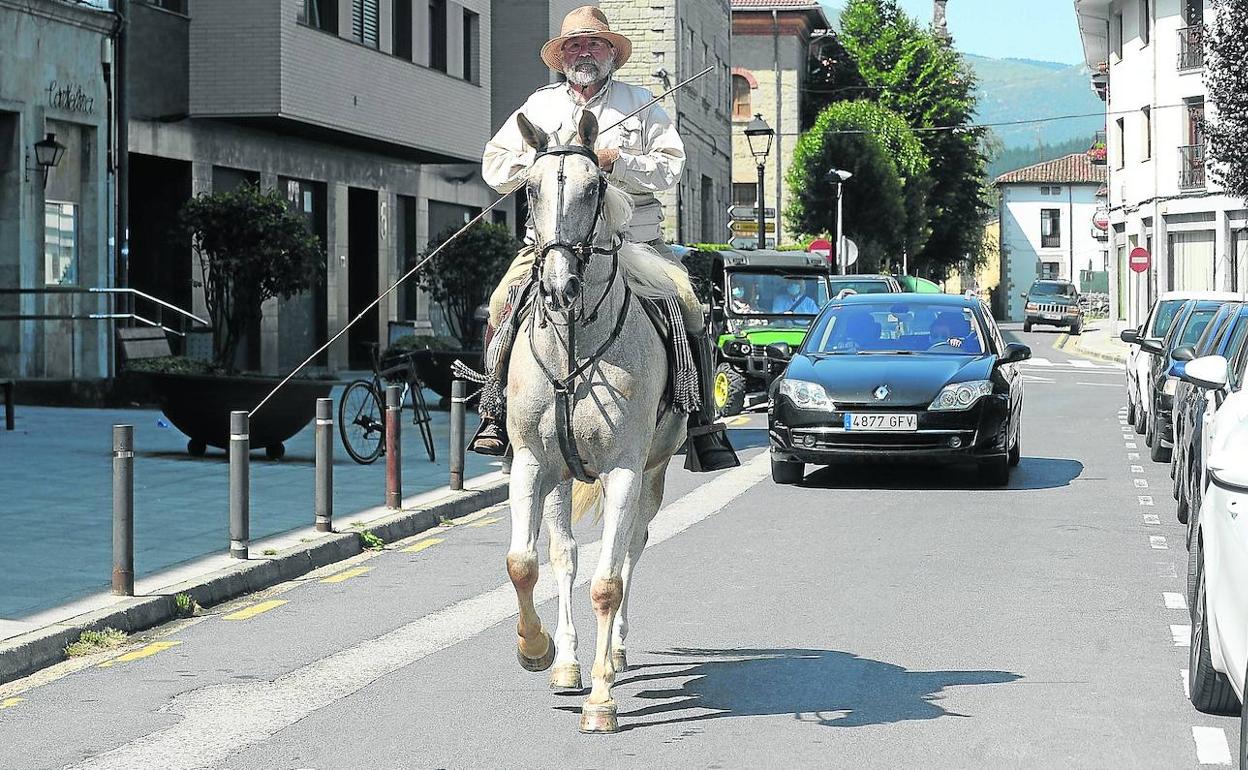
403, 537, 444, 553
221, 599, 289, 621
1053, 332, 1070, 349
320, 566, 371, 583
467, 517, 502, 528
98, 640, 182, 668
0, 697, 25, 709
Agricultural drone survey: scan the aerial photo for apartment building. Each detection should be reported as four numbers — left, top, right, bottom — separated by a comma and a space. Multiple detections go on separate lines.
995, 154, 1109, 321
1076, 0, 1248, 330
729, 0, 828, 246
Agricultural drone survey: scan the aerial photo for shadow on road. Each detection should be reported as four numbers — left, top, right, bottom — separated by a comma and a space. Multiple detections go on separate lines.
555, 647, 1021, 732
797, 456, 1083, 491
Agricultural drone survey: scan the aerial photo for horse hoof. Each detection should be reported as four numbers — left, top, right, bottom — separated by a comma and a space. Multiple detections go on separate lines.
611, 649, 628, 672
579, 702, 619, 734
550, 662, 582, 692
517, 631, 555, 672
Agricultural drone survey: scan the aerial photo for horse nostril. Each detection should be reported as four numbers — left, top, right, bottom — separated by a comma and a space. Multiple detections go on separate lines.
564, 276, 582, 300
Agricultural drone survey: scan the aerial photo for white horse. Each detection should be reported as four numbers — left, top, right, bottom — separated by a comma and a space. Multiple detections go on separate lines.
503, 110, 687, 734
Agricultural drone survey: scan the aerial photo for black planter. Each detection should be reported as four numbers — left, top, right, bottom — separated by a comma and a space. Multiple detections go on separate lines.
412, 349, 484, 399
143, 371, 333, 458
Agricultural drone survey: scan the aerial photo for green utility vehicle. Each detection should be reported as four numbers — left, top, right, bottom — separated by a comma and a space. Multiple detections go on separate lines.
707, 250, 833, 416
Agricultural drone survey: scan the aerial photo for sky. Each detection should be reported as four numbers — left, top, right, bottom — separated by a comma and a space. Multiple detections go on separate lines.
822, 1, 1087, 65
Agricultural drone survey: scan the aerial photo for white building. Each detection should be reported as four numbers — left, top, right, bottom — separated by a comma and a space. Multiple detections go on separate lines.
1076, 0, 1248, 330
996, 154, 1109, 321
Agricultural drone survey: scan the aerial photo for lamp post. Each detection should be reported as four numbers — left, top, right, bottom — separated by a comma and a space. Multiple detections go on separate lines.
33, 133, 67, 189
825, 168, 852, 274
744, 114, 775, 250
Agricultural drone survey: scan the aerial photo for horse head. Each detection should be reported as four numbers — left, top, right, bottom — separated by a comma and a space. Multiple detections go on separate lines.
518, 110, 611, 316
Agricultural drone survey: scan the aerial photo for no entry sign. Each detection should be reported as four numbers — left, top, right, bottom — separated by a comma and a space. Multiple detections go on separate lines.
1129, 247, 1151, 273
808, 238, 833, 260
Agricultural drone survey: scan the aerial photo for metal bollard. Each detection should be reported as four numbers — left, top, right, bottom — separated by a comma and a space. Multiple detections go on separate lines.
229, 410, 250, 559
315, 397, 333, 532
112, 425, 134, 596
385, 385, 402, 509
449, 379, 466, 491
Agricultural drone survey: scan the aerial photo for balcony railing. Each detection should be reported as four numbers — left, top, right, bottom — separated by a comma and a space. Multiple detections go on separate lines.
1178, 26, 1204, 71
1179, 144, 1207, 190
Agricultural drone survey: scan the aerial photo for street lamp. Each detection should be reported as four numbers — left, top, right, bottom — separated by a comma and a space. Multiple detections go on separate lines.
826, 168, 853, 274
28, 133, 67, 189
744, 114, 774, 249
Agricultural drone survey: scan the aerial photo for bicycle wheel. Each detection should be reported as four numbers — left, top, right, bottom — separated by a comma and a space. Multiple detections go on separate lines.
409, 383, 437, 462
339, 380, 385, 464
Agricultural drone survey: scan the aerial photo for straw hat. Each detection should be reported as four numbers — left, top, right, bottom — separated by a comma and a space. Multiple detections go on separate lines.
540, 6, 632, 73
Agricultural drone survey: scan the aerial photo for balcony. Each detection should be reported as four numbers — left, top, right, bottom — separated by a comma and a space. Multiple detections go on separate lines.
1178, 26, 1204, 71
1087, 131, 1107, 165
1179, 144, 1207, 191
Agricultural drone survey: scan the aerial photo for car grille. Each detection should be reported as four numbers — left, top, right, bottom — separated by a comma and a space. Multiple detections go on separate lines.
791, 428, 974, 450
1032, 303, 1071, 314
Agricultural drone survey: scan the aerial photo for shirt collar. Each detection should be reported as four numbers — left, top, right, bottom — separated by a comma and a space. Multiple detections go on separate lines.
565, 76, 613, 108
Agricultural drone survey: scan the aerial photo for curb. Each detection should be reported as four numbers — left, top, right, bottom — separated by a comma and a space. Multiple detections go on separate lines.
0, 477, 509, 686
1070, 339, 1128, 365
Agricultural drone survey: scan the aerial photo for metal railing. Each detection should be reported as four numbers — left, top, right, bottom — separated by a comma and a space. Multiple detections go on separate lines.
1179, 144, 1207, 190
1178, 26, 1204, 71
0, 286, 207, 336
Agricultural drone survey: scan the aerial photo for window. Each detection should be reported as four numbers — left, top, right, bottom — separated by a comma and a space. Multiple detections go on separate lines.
1140, 0, 1150, 45
732, 183, 757, 206
702, 41, 710, 94
462, 9, 479, 83
429, 0, 447, 72
700, 175, 715, 243
1115, 117, 1126, 168
1141, 106, 1152, 160
144, 0, 187, 12
300, 0, 338, 32
352, 0, 379, 48
731, 74, 752, 120
1040, 186, 1063, 196
44, 202, 78, 286
1040, 262, 1060, 280
1041, 209, 1061, 248
393, 0, 412, 60
1113, 12, 1123, 58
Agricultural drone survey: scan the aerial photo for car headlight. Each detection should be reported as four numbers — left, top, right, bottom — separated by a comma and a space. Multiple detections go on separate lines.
1163, 376, 1178, 395
1025, 302, 1039, 311
928, 380, 994, 411
727, 340, 752, 356
778, 378, 836, 411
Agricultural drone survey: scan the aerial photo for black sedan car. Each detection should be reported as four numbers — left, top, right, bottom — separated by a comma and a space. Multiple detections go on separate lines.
768, 293, 1030, 486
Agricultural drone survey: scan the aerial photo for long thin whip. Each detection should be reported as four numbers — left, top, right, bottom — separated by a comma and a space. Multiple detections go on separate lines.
249, 65, 714, 417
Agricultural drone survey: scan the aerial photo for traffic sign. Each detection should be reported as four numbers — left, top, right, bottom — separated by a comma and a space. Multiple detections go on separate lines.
729, 235, 776, 249
1129, 247, 1150, 273
728, 220, 776, 235
808, 238, 832, 259
843, 238, 859, 268
727, 205, 775, 221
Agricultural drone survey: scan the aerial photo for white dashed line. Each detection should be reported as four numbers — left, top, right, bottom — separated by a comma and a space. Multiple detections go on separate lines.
1192, 726, 1232, 765
1139, 496, 1154, 506
1135, 478, 1149, 488
1143, 513, 1160, 525
1164, 592, 1188, 610
1151, 536, 1168, 549
1172, 625, 1192, 646
1128, 452, 1141, 460
1027, 357, 1054, 366
1182, 669, 1190, 700
1126, 443, 1139, 449
1131, 465, 1145, 473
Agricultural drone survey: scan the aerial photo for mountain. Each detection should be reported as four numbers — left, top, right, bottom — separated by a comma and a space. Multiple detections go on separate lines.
965, 54, 1105, 149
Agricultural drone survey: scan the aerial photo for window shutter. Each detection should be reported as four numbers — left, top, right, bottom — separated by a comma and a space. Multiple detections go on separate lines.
353, 0, 379, 47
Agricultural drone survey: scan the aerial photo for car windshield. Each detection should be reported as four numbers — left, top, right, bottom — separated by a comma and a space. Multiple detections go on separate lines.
1149, 300, 1185, 338
829, 279, 892, 295
1177, 308, 1219, 348
1030, 282, 1076, 298
805, 301, 986, 356
727, 272, 829, 320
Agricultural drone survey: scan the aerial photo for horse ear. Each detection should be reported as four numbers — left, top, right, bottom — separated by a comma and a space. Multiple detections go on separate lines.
576, 111, 599, 149
517, 114, 548, 153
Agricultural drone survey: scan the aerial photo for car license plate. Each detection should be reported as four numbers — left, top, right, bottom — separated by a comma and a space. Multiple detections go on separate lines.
1044, 313, 1062, 320
843, 413, 917, 431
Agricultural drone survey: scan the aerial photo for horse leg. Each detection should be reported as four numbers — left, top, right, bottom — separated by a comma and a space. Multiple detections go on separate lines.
544, 479, 582, 691
507, 447, 555, 672
580, 466, 641, 734
611, 466, 665, 673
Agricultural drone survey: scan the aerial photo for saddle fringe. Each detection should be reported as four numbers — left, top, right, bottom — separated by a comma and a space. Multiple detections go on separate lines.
571, 479, 604, 524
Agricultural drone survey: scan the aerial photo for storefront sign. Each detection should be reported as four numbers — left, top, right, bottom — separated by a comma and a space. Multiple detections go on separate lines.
46, 81, 96, 115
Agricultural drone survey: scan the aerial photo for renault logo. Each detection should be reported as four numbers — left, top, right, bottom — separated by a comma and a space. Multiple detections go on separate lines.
874, 385, 889, 401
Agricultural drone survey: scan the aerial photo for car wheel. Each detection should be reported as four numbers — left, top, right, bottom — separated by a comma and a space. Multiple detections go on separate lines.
1240, 659, 1248, 769
1177, 489, 1189, 525
1149, 419, 1171, 463
1071, 322, 1083, 335
713, 363, 747, 418
1190, 544, 1241, 714
1008, 430, 1021, 467
771, 457, 804, 485
1023, 321, 1032, 333
1133, 401, 1147, 434
979, 455, 1010, 487
1188, 533, 1202, 620
1126, 398, 1137, 426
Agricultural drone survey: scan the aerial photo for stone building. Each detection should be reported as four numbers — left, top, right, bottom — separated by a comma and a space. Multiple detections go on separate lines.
729, 0, 827, 247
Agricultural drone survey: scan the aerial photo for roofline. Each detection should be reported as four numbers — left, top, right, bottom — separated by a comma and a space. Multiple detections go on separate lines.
1074, 0, 1111, 69
732, 3, 830, 26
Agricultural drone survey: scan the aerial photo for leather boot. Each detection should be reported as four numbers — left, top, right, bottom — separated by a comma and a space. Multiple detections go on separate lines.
685, 333, 741, 472
468, 321, 511, 457
468, 416, 509, 456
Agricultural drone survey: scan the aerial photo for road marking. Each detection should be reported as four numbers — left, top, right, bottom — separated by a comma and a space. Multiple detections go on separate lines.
467, 516, 502, 528
1131, 465, 1145, 473
1069, 359, 1096, 368
1192, 726, 1232, 765
320, 566, 371, 584
98, 641, 182, 668
1023, 375, 1055, 383
1139, 496, 1154, 506
1182, 669, 1190, 700
1134, 478, 1149, 488
1078, 382, 1121, 387
222, 600, 289, 621
1172, 624, 1192, 646
1150, 536, 1168, 549
1026, 356, 1053, 366
0, 697, 24, 709
1143, 514, 1160, 525
1164, 592, 1188, 610
402, 537, 444, 554
1126, 442, 1138, 449
62, 453, 772, 770
1128, 452, 1140, 460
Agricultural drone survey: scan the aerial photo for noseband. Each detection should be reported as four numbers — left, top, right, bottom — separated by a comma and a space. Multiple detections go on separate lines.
529, 144, 615, 280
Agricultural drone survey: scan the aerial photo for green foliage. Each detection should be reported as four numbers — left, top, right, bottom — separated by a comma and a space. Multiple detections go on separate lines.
1206, 0, 1248, 198
126, 355, 331, 379
174, 593, 199, 618
180, 185, 325, 370
359, 531, 385, 551
65, 628, 127, 657
414, 222, 520, 348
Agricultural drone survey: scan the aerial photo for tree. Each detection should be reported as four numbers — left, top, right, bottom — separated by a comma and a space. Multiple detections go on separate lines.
802, 34, 869, 131
180, 185, 325, 370
787, 100, 930, 273
837, 0, 989, 279
1205, 0, 1248, 198
414, 221, 520, 348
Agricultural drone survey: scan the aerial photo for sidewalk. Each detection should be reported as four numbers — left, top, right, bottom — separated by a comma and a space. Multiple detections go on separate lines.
1066, 320, 1129, 364
0, 385, 497, 625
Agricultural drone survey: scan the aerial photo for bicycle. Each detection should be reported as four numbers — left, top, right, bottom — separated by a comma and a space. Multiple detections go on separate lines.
338, 342, 436, 465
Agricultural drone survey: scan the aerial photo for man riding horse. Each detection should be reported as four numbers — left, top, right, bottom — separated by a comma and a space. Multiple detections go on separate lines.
472, 5, 738, 473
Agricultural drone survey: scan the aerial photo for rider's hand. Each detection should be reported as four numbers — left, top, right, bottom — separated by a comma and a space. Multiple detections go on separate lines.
595, 148, 620, 171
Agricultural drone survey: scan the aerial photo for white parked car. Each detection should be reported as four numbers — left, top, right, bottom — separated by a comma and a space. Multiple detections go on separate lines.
1122, 291, 1242, 437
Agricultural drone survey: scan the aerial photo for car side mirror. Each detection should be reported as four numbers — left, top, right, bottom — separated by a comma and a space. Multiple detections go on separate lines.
1138, 338, 1164, 355
999, 342, 1031, 365
1119, 328, 1139, 344
765, 342, 792, 360
1167, 360, 1187, 378
1181, 355, 1229, 391
1018, 291, 1027, 299
1172, 345, 1195, 362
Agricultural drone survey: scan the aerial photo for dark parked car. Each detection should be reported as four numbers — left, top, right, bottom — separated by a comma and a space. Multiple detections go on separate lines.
1143, 299, 1227, 463
828, 274, 902, 297
768, 293, 1029, 486
1022, 280, 1083, 334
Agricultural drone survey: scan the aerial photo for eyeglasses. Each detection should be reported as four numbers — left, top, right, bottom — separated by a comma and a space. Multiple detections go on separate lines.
562, 38, 613, 56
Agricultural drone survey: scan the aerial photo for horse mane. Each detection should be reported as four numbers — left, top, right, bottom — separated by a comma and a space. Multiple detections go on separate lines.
599, 184, 683, 301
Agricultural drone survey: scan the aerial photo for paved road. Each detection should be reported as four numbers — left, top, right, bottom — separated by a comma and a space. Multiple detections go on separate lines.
0, 326, 1235, 768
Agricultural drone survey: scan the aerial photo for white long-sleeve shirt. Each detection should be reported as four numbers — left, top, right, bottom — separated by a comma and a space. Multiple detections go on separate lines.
482, 78, 685, 244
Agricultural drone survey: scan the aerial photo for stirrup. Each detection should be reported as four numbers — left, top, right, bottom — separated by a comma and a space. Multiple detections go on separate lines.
468, 418, 509, 457
684, 421, 740, 473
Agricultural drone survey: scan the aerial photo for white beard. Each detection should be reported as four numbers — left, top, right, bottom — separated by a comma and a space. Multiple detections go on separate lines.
564, 54, 615, 87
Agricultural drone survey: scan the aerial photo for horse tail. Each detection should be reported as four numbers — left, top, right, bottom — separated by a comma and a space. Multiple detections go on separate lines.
571, 479, 604, 524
